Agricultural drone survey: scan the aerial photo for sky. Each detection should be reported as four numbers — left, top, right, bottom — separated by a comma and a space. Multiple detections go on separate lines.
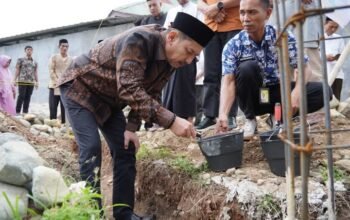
0, 0, 141, 38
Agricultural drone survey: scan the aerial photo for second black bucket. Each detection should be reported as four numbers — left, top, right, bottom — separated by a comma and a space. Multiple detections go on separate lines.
260, 130, 301, 177
197, 131, 244, 172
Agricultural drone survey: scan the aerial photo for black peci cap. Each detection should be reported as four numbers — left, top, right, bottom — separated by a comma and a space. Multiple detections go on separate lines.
171, 12, 214, 47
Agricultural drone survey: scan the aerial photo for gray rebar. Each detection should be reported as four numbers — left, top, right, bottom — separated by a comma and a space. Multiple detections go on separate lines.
317, 0, 336, 218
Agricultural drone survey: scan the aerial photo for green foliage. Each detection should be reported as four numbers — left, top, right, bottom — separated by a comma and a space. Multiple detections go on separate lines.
257, 194, 281, 216
2, 192, 22, 220
41, 186, 104, 220
320, 165, 346, 182
170, 156, 208, 178
136, 144, 171, 160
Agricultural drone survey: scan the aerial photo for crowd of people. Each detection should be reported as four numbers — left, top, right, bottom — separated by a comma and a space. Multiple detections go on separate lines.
0, 0, 346, 219
0, 40, 71, 125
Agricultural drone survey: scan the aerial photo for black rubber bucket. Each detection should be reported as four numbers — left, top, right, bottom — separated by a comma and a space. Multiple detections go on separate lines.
197, 131, 244, 172
260, 130, 301, 177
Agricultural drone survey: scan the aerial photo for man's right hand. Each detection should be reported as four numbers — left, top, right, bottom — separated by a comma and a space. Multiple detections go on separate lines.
215, 114, 228, 133
170, 116, 196, 138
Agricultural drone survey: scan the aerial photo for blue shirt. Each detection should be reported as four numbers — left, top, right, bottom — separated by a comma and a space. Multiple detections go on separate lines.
222, 25, 308, 85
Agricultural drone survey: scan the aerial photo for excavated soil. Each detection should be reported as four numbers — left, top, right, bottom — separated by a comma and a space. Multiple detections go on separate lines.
2, 110, 350, 219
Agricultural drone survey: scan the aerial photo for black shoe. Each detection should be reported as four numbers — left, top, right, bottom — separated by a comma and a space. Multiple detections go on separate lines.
228, 117, 237, 129
131, 213, 156, 220
195, 117, 215, 130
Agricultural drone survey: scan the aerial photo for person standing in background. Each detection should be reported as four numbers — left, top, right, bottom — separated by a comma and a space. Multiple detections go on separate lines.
14, 45, 38, 114
324, 17, 345, 101
194, 51, 205, 126
162, 0, 201, 123
0, 55, 16, 115
269, 0, 323, 82
48, 39, 72, 124
136, 0, 167, 131
196, 0, 242, 130
140, 0, 167, 26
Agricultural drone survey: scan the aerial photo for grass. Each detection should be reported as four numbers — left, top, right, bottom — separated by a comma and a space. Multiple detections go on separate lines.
137, 144, 209, 178
2, 192, 22, 220
257, 194, 281, 216
40, 186, 104, 220
320, 164, 346, 182
170, 156, 208, 178
136, 144, 172, 160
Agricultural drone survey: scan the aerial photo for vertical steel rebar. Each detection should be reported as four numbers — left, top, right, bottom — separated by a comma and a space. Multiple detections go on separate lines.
317, 0, 336, 218
273, 0, 296, 218
295, 1, 310, 219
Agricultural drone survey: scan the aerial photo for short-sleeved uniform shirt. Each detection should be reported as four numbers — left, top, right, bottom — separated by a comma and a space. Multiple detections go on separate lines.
222, 25, 308, 86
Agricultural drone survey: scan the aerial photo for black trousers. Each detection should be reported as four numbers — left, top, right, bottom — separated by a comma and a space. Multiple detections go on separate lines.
49, 88, 66, 123
162, 61, 196, 118
195, 85, 204, 125
60, 83, 136, 219
331, 78, 342, 101
16, 84, 34, 114
203, 30, 241, 118
236, 60, 331, 119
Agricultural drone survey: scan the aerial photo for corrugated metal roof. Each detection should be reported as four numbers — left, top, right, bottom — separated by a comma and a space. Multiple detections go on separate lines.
0, 12, 140, 47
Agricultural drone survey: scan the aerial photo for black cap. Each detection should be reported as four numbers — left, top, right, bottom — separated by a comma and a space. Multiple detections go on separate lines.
171, 12, 214, 47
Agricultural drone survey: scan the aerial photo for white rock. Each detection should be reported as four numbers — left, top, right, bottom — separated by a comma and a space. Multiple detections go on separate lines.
226, 167, 236, 175
338, 101, 350, 119
329, 96, 339, 109
32, 124, 49, 132
39, 132, 50, 138
30, 128, 40, 136
19, 119, 31, 128
0, 141, 44, 186
23, 113, 36, 122
211, 175, 223, 185
330, 109, 345, 118
0, 182, 28, 220
32, 166, 70, 208
0, 133, 26, 145
335, 160, 350, 172
187, 143, 198, 151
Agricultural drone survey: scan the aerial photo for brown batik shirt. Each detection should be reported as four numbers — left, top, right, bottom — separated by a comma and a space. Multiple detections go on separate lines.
57, 25, 175, 132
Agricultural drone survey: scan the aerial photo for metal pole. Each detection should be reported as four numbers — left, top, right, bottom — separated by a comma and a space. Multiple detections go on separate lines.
317, 0, 336, 218
295, 1, 310, 219
273, 0, 296, 218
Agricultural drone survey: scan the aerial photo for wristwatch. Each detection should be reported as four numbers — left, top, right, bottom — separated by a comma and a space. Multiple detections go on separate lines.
217, 1, 224, 11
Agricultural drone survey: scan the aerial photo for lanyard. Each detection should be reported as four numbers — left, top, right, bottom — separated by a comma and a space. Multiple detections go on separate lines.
251, 40, 270, 87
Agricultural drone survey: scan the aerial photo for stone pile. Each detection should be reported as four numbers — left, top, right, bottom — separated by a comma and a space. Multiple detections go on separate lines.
0, 132, 69, 219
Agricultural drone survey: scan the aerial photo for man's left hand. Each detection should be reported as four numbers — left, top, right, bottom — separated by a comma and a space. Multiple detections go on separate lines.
124, 130, 140, 152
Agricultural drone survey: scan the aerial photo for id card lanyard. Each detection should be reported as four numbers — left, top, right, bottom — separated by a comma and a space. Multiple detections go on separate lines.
252, 40, 270, 104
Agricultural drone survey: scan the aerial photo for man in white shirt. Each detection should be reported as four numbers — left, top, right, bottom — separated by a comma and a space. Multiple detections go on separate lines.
324, 17, 345, 100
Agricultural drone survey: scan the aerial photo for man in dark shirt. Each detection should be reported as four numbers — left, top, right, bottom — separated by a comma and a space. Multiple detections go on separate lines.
140, 0, 167, 26
58, 13, 214, 220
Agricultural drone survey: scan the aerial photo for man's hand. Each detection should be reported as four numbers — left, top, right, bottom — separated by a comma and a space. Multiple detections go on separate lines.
215, 11, 226, 23
215, 114, 228, 133
170, 116, 196, 138
326, 54, 336, 62
13, 81, 17, 87
124, 130, 140, 152
34, 81, 39, 89
204, 4, 221, 19
291, 88, 300, 115
12, 89, 16, 99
